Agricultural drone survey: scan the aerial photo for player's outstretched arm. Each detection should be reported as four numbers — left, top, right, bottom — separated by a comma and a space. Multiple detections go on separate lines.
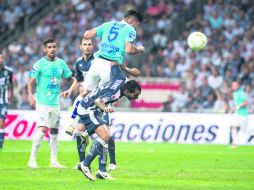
125, 42, 145, 55
60, 77, 78, 98
120, 65, 140, 77
84, 28, 97, 39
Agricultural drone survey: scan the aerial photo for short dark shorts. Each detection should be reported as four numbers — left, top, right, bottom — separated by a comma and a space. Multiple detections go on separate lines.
78, 110, 105, 136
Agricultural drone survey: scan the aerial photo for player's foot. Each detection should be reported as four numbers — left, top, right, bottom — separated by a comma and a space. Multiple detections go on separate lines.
50, 162, 67, 168
66, 126, 75, 136
28, 160, 39, 169
108, 163, 117, 171
96, 170, 115, 180
80, 131, 89, 146
77, 163, 95, 181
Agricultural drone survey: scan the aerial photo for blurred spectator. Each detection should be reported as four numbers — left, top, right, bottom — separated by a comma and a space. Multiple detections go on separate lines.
213, 90, 228, 113
172, 83, 189, 112
207, 68, 223, 90
162, 94, 174, 112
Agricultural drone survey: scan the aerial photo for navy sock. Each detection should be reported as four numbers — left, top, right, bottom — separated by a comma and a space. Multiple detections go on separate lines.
98, 146, 108, 172
0, 132, 4, 148
108, 136, 116, 164
83, 141, 100, 167
76, 136, 86, 162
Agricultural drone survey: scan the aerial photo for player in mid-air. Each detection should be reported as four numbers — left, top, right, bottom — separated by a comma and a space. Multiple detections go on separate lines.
0, 52, 13, 149
27, 39, 74, 168
82, 9, 145, 96
76, 65, 141, 180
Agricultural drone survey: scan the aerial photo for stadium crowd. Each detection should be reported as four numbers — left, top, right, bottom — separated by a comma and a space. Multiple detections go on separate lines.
0, 0, 39, 34
1, 0, 254, 113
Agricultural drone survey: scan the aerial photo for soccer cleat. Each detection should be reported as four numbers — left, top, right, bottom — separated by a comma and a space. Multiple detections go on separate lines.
28, 160, 39, 169
80, 131, 89, 146
50, 162, 67, 169
96, 170, 115, 180
77, 163, 95, 181
108, 163, 117, 171
66, 126, 75, 136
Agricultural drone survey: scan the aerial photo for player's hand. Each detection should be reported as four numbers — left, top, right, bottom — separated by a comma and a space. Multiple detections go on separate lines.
103, 106, 114, 113
60, 89, 72, 98
137, 46, 145, 53
29, 94, 36, 108
129, 68, 141, 77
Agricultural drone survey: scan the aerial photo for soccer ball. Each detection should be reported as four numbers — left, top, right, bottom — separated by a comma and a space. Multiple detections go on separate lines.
187, 32, 207, 51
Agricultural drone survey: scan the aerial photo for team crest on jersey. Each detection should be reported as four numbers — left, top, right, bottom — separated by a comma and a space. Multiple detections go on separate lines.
33, 64, 39, 71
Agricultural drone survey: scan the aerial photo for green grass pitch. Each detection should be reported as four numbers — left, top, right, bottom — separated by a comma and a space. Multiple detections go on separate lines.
0, 140, 254, 190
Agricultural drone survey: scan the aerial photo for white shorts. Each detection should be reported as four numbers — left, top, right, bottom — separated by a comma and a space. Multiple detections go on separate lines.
36, 104, 60, 128
82, 57, 112, 91
232, 115, 248, 131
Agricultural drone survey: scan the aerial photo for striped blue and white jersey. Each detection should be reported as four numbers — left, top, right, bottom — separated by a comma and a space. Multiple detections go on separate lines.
74, 54, 94, 82
78, 65, 125, 114
0, 66, 13, 104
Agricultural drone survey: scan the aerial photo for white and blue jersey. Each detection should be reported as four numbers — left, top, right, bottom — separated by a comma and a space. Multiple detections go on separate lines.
0, 66, 13, 119
77, 65, 125, 135
75, 54, 94, 82
70, 54, 94, 120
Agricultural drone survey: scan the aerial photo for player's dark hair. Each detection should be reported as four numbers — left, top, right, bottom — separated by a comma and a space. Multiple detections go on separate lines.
43, 39, 55, 46
124, 9, 144, 22
124, 80, 141, 93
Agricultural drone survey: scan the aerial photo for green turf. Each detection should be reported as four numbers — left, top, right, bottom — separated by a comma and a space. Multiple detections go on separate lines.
0, 140, 254, 190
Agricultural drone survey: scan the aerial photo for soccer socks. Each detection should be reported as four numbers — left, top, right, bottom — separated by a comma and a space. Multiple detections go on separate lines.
231, 127, 238, 146
96, 138, 108, 172
83, 141, 99, 167
0, 129, 4, 148
49, 134, 58, 164
76, 136, 86, 162
108, 136, 116, 165
29, 129, 45, 161
83, 139, 108, 172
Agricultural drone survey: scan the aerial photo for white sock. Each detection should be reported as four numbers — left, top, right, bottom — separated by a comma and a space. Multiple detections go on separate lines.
29, 129, 45, 161
231, 127, 238, 145
74, 130, 83, 136
49, 134, 58, 164
96, 137, 108, 148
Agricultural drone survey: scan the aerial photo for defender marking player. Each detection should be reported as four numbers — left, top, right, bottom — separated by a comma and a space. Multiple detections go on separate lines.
76, 65, 141, 180
27, 39, 74, 168
0, 52, 13, 149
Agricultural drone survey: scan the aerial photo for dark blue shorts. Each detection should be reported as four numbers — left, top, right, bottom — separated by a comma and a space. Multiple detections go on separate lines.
78, 110, 105, 136
0, 104, 8, 120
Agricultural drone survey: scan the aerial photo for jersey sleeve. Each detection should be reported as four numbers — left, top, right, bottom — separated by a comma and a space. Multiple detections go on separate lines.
29, 61, 40, 79
125, 26, 136, 43
62, 61, 72, 79
75, 62, 83, 82
95, 22, 107, 38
